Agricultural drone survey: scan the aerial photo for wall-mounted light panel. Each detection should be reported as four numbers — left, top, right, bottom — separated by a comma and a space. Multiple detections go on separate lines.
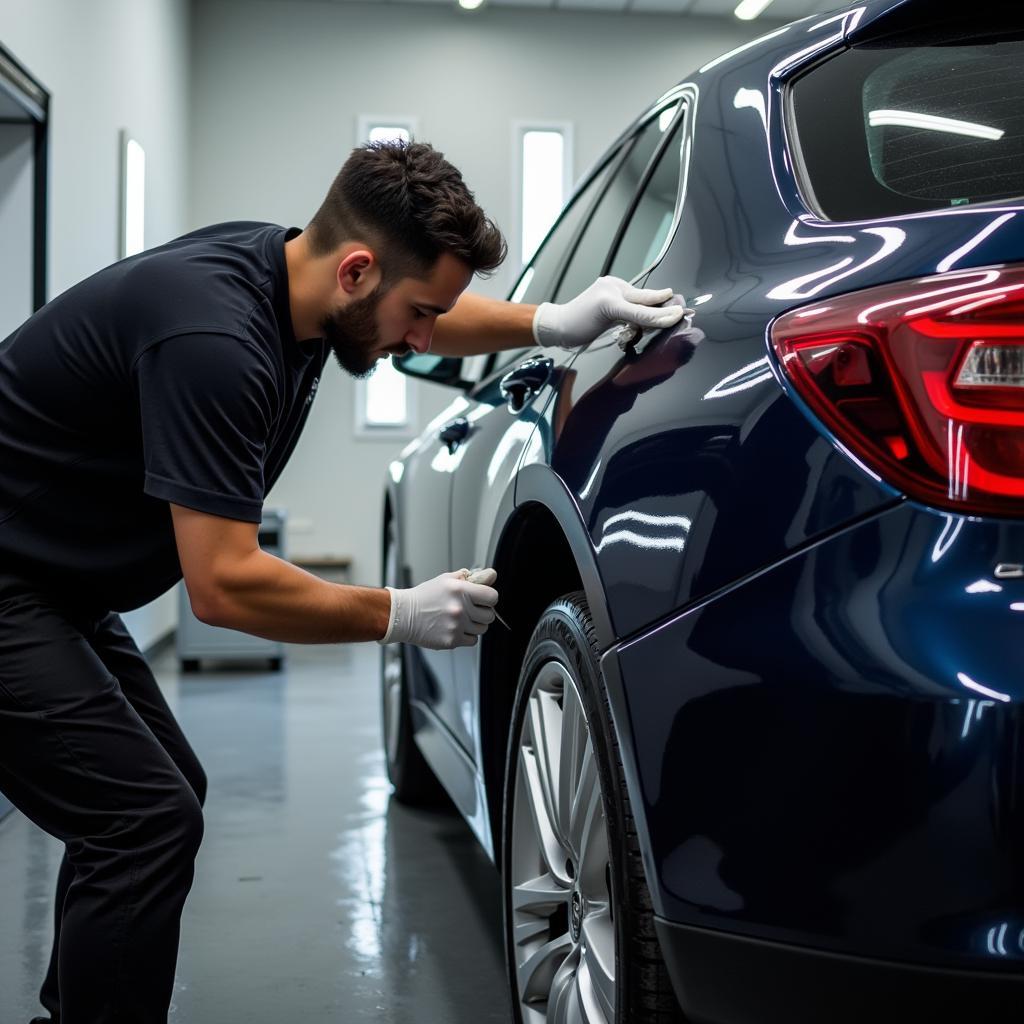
353, 115, 422, 438
354, 357, 416, 439
119, 130, 145, 259
356, 114, 420, 147
513, 120, 573, 269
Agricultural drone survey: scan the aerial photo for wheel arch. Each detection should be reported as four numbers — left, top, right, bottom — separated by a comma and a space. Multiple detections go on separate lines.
382, 469, 408, 587
479, 463, 617, 866
381, 490, 393, 587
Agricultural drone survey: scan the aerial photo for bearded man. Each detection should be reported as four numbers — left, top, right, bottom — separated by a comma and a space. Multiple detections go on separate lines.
0, 139, 682, 1024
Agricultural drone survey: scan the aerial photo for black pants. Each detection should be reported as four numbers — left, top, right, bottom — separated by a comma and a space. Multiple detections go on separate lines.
0, 571, 206, 1024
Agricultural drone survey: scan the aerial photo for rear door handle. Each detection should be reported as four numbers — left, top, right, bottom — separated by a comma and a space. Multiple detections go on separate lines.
438, 416, 471, 452
500, 357, 554, 413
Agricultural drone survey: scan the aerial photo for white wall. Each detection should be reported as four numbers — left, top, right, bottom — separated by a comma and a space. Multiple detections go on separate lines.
190, 0, 766, 586
0, 0, 192, 650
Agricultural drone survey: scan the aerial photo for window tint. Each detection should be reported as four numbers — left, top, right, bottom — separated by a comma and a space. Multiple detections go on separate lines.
792, 40, 1024, 221
554, 102, 680, 303
511, 152, 620, 307
608, 116, 686, 281
487, 155, 621, 376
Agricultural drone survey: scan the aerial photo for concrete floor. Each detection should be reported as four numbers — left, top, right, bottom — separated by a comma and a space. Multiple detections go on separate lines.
0, 641, 510, 1023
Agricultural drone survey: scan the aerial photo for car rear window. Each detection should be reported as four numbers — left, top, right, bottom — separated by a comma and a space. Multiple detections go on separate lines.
790, 39, 1024, 221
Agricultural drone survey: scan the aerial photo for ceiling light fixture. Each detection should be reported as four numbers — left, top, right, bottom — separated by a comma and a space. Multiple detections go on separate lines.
868, 109, 1004, 141
458, 0, 485, 9
734, 0, 776, 20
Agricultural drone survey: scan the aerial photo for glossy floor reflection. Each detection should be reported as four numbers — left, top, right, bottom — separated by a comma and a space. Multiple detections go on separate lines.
0, 642, 509, 1023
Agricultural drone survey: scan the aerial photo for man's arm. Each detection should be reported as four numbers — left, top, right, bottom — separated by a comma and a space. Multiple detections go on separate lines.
430, 292, 536, 357
170, 504, 499, 649
430, 278, 686, 358
171, 504, 391, 643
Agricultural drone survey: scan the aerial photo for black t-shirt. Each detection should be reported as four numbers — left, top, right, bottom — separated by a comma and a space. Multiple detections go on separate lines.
0, 221, 328, 612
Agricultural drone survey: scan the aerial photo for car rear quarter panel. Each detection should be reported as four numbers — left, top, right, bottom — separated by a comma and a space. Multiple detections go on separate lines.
609, 500, 1024, 969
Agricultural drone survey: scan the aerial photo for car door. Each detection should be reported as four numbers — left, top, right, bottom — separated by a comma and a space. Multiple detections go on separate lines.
522, 95, 702, 634
437, 140, 636, 756
395, 388, 471, 714
446, 96, 690, 759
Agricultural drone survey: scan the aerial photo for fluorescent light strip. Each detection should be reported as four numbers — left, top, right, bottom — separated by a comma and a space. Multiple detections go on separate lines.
735, 0, 775, 20
868, 109, 1004, 141
124, 138, 145, 258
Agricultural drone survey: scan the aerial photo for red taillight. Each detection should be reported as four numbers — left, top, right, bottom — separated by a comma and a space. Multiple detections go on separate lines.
771, 265, 1024, 516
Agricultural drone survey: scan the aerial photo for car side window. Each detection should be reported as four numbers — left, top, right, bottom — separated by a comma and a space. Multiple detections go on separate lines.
487, 149, 624, 377
512, 150, 623, 309
553, 101, 681, 304
607, 114, 686, 282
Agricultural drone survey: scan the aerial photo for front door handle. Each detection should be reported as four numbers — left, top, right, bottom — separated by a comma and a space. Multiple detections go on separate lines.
500, 357, 554, 414
438, 416, 471, 453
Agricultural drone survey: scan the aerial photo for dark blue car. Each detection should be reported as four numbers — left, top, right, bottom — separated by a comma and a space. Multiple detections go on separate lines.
381, 2, 1024, 1020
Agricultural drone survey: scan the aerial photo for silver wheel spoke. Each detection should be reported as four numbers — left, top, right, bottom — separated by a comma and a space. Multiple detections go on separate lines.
527, 685, 567, 843
512, 874, 566, 947
382, 652, 402, 764
519, 933, 573, 1007
511, 660, 616, 1024
515, 915, 554, 947
513, 873, 567, 915
521, 674, 574, 882
567, 743, 597, 853
570, 747, 606, 897
382, 529, 402, 765
547, 946, 580, 1024
578, 910, 615, 1024
520, 744, 570, 881
558, 685, 585, 841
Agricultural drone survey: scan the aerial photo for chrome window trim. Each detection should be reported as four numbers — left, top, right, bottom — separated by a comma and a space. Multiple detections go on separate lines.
782, 50, 847, 222
615, 81, 700, 286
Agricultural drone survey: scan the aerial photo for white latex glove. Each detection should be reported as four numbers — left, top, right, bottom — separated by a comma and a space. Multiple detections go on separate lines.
532, 276, 685, 350
378, 569, 498, 650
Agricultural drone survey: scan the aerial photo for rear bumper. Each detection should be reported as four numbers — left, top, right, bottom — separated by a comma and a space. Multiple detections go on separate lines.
655, 916, 1024, 1024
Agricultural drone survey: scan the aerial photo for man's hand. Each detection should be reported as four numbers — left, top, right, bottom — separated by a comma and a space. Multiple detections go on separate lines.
533, 276, 685, 350
380, 570, 499, 650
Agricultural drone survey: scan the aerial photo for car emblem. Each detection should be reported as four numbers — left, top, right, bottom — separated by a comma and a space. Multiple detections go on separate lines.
570, 891, 582, 942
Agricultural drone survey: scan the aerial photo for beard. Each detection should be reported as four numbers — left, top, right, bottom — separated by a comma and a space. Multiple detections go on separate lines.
320, 286, 393, 379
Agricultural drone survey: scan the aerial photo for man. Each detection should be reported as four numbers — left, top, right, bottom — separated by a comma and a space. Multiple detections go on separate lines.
0, 140, 682, 1024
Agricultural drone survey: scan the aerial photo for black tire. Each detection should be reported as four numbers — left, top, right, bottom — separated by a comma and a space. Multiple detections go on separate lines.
502, 592, 684, 1024
181, 659, 200, 673
380, 516, 445, 806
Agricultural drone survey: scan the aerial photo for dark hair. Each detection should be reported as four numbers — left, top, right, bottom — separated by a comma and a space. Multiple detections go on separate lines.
306, 140, 507, 281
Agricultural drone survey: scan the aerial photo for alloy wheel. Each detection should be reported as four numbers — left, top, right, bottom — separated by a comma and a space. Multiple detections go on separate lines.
381, 522, 403, 767
510, 659, 616, 1024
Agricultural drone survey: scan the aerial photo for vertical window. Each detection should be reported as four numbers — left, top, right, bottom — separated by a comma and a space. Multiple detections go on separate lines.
554, 101, 680, 303
354, 115, 420, 437
514, 121, 573, 268
356, 115, 419, 146
607, 112, 688, 281
120, 130, 145, 258
355, 356, 417, 437
490, 148, 622, 375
